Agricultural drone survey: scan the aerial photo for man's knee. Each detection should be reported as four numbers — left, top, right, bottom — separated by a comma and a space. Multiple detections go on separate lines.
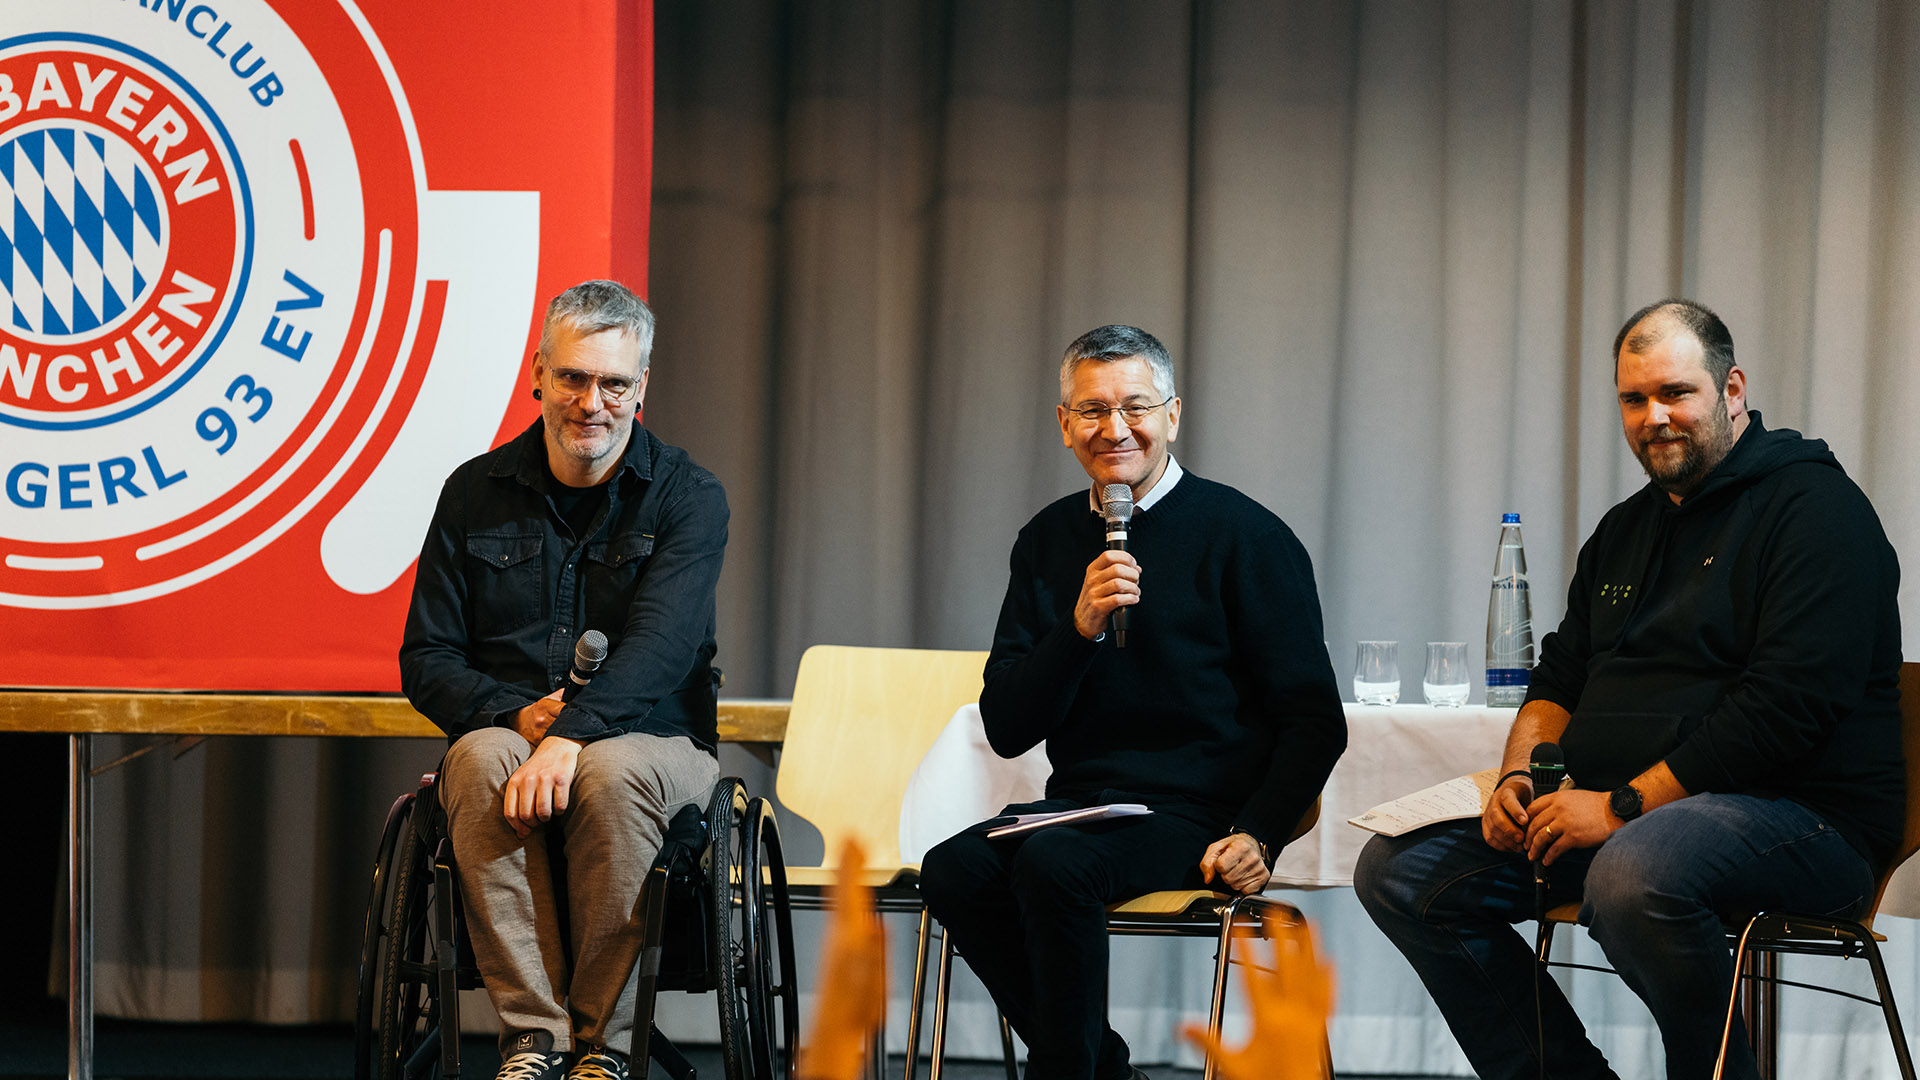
1582, 827, 1703, 931
441, 726, 528, 806
1355, 830, 1441, 924
574, 735, 716, 801
1006, 829, 1110, 905
919, 833, 1000, 918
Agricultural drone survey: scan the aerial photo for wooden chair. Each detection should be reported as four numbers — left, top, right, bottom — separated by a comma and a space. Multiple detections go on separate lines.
773, 644, 991, 1080
926, 800, 1330, 1080
1536, 661, 1920, 1080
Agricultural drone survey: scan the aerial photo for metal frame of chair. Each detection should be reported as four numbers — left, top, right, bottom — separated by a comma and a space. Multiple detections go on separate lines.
1537, 660, 1920, 1080
924, 801, 1330, 1080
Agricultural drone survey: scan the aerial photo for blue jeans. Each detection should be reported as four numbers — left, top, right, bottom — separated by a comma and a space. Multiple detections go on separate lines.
1353, 794, 1874, 1080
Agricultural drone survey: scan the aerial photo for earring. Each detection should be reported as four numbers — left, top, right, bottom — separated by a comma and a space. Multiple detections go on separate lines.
532, 388, 542, 401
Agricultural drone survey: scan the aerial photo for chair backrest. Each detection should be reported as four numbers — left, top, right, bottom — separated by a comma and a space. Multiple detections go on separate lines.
775, 645, 991, 870
1866, 662, 1920, 925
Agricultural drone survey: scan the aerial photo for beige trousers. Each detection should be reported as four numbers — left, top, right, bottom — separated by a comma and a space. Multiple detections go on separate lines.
439, 726, 719, 1055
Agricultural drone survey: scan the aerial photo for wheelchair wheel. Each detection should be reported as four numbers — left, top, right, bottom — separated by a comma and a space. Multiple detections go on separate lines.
355, 791, 416, 1080
742, 797, 798, 1080
372, 795, 446, 1080
710, 781, 798, 1080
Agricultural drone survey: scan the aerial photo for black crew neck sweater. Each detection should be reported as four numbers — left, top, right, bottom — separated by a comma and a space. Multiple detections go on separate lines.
979, 472, 1347, 847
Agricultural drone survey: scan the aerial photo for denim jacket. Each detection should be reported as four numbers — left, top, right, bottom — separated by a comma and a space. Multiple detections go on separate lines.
399, 419, 728, 749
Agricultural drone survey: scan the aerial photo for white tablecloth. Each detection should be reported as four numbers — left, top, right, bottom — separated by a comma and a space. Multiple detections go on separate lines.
1275, 703, 1511, 885
897, 701, 1512, 882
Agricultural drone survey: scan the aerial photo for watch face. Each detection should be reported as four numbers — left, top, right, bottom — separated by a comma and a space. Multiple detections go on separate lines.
1610, 785, 1642, 820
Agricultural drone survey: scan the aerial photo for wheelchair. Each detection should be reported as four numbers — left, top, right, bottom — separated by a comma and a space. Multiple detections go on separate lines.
354, 773, 797, 1080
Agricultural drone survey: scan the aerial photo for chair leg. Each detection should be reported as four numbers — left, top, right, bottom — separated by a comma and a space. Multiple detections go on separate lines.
1744, 950, 1777, 1080
929, 931, 955, 1080
998, 1014, 1017, 1080
1201, 901, 1240, 1080
873, 951, 890, 1080
905, 907, 932, 1080
1714, 918, 1760, 1080
1859, 933, 1919, 1080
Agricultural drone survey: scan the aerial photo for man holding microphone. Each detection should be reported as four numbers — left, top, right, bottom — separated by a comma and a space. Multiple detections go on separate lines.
919, 324, 1347, 1080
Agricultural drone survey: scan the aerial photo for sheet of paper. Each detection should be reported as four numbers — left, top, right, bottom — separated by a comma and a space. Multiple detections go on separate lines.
984, 803, 1152, 838
1347, 768, 1501, 837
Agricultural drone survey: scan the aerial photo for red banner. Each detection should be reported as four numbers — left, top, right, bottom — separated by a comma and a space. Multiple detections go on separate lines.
0, 0, 648, 690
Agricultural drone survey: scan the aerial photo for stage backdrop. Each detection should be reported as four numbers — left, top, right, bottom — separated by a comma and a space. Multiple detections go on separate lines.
0, 0, 652, 691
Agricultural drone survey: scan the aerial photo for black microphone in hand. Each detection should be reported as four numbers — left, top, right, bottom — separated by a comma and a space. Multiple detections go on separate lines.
1100, 483, 1133, 648
561, 630, 609, 703
1528, 742, 1566, 885
1526, 741, 1566, 1080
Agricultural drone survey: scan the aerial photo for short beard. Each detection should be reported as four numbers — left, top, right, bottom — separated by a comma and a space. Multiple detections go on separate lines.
1634, 394, 1735, 498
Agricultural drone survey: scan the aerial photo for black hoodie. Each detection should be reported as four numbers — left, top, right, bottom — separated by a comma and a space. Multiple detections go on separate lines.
1528, 411, 1904, 869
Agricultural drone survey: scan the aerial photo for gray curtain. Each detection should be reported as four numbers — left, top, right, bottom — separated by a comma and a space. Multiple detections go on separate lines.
650, 0, 1920, 707
645, 0, 1920, 1075
73, 1, 1920, 1076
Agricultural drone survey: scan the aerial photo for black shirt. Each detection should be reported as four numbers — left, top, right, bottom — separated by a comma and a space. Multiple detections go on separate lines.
399, 419, 729, 748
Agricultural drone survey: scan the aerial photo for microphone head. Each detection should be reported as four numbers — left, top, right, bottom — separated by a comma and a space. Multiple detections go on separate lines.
575, 629, 609, 667
1100, 483, 1134, 524
1529, 741, 1566, 789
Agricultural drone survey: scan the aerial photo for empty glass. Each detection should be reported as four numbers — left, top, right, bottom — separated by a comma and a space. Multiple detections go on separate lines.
1423, 641, 1471, 706
1354, 641, 1400, 705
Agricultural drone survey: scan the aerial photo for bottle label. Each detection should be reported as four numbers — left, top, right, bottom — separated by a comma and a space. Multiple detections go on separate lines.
1486, 668, 1532, 686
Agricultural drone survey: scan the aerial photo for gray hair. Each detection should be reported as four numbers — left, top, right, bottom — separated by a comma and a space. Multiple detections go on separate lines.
1059, 324, 1176, 403
539, 280, 656, 369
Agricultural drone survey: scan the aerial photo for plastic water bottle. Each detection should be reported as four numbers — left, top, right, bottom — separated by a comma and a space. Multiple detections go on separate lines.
1486, 513, 1534, 707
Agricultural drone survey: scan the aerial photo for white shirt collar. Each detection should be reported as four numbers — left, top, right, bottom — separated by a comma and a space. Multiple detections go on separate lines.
1087, 455, 1184, 514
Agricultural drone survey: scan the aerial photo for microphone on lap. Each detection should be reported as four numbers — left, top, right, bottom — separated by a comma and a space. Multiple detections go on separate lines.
1100, 483, 1134, 648
1528, 742, 1565, 888
561, 630, 609, 703
1527, 741, 1565, 1080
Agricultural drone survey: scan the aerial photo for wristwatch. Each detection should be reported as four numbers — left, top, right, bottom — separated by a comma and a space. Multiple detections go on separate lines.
1608, 783, 1644, 823
1230, 827, 1272, 865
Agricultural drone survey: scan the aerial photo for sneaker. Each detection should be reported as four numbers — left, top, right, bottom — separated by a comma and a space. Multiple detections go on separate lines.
496, 1031, 569, 1080
567, 1045, 631, 1080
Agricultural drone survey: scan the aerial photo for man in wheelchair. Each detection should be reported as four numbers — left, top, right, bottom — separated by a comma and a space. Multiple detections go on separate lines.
399, 280, 729, 1080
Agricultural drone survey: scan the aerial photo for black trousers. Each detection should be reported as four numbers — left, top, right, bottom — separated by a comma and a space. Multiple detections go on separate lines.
918, 794, 1222, 1080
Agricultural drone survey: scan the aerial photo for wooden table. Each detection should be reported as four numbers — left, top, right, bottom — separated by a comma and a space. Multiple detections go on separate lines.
0, 690, 790, 1080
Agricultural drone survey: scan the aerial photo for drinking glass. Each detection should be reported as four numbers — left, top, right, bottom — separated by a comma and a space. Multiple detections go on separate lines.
1354, 641, 1400, 705
1423, 641, 1471, 706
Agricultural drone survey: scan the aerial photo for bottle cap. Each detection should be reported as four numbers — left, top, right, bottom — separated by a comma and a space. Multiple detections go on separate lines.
1502, 513, 1521, 524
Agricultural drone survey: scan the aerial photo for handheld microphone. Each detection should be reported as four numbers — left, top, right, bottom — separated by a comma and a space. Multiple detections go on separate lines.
561, 630, 609, 702
1527, 741, 1565, 1080
1528, 742, 1565, 886
1100, 484, 1134, 648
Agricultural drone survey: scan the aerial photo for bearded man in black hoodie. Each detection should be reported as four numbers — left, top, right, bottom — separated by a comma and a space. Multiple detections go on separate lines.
1357, 299, 1903, 1080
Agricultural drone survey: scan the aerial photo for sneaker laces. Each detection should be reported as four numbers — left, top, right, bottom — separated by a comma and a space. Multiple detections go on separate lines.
568, 1049, 630, 1080
497, 1050, 567, 1080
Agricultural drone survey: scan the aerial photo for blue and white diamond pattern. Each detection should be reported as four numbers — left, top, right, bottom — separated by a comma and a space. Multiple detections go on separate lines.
0, 126, 167, 339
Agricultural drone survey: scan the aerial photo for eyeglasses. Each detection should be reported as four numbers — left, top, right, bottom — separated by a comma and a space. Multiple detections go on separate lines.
545, 366, 640, 405
1067, 396, 1173, 425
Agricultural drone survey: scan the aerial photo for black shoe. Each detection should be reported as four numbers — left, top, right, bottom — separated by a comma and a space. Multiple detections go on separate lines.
567, 1045, 631, 1080
496, 1031, 569, 1080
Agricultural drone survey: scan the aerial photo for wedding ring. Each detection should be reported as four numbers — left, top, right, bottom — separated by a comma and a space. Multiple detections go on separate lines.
1541, 824, 1555, 837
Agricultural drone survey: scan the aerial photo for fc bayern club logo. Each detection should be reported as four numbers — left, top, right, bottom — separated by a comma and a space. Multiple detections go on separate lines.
0, 2, 424, 608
